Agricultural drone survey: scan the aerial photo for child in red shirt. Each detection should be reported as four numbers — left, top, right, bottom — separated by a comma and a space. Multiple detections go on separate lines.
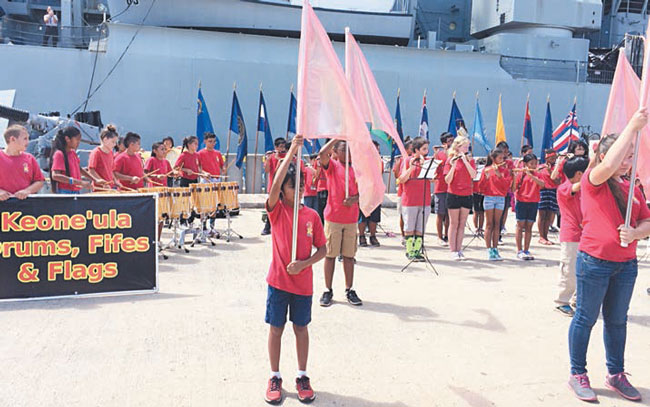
433, 133, 454, 245
303, 154, 319, 213
174, 136, 206, 187
87, 124, 121, 190
114, 132, 148, 191
50, 126, 97, 193
144, 142, 173, 187
472, 155, 486, 238
554, 156, 589, 316
537, 149, 561, 245
480, 148, 512, 261
198, 132, 225, 181
443, 135, 476, 260
567, 109, 650, 402
513, 154, 545, 260
264, 135, 326, 404
0, 125, 45, 200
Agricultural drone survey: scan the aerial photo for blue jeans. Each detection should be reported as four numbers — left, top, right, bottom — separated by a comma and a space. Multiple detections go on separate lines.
568, 251, 638, 375
304, 196, 318, 213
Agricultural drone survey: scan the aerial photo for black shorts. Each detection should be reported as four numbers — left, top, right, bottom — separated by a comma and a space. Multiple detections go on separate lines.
359, 205, 381, 224
473, 193, 485, 213
447, 193, 473, 210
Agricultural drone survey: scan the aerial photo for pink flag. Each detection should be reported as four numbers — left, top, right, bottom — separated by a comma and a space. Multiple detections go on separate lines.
601, 49, 640, 136
345, 29, 408, 162
636, 25, 650, 191
296, 1, 385, 215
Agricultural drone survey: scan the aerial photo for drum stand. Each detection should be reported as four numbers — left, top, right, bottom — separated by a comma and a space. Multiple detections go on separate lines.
189, 214, 217, 247
216, 209, 243, 243
166, 219, 190, 253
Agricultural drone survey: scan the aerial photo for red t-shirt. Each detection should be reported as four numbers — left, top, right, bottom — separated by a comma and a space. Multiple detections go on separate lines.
314, 160, 328, 192
144, 157, 172, 187
401, 158, 431, 207
198, 149, 224, 177
0, 151, 45, 194
557, 180, 582, 242
556, 159, 568, 184
265, 199, 326, 296
514, 171, 541, 203
444, 157, 476, 196
481, 165, 511, 197
52, 150, 82, 191
323, 159, 359, 224
88, 147, 114, 188
433, 150, 448, 194
304, 168, 318, 197
175, 151, 200, 180
114, 152, 145, 190
579, 168, 650, 262
538, 163, 559, 190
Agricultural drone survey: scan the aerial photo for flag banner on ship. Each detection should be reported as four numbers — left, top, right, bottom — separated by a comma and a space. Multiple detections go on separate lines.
419, 94, 429, 141
390, 93, 405, 167
522, 99, 533, 148
495, 95, 506, 146
0, 195, 157, 301
197, 87, 216, 150
540, 100, 553, 163
258, 90, 274, 154
447, 97, 465, 137
296, 0, 385, 216
471, 99, 491, 154
344, 29, 407, 160
231, 90, 248, 169
552, 103, 579, 152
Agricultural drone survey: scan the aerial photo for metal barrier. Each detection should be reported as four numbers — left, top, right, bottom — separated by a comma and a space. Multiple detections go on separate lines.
0, 16, 107, 48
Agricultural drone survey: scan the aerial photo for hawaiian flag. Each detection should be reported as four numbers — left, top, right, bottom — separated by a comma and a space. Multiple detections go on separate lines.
419, 93, 429, 141
552, 102, 579, 152
522, 99, 534, 148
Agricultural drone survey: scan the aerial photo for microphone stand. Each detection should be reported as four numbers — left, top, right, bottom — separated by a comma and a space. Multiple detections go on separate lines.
401, 157, 439, 275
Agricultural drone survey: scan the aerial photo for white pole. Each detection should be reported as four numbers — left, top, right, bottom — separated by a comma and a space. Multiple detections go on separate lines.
291, 145, 303, 261
621, 132, 641, 248
345, 142, 350, 199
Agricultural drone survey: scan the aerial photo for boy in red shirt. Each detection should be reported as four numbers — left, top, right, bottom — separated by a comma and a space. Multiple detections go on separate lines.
198, 132, 225, 181
537, 149, 562, 245
87, 125, 121, 190
554, 156, 588, 316
264, 135, 326, 404
0, 125, 45, 200
114, 132, 148, 190
317, 139, 362, 307
513, 154, 545, 260
433, 133, 454, 246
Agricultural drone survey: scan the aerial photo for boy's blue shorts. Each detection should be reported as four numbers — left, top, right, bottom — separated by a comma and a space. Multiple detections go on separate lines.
265, 285, 312, 327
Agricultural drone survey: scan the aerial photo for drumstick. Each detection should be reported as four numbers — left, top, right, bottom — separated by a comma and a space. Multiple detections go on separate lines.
93, 186, 115, 192
144, 168, 160, 177
148, 180, 164, 187
121, 186, 138, 192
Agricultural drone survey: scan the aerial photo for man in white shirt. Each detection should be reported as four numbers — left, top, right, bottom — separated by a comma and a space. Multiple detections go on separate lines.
43, 7, 58, 47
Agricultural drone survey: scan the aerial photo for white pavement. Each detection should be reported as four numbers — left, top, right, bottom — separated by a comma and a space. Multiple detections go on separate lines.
1, 207, 649, 406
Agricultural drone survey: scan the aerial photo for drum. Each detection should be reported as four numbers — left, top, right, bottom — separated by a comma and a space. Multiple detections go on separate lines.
169, 187, 192, 219
139, 187, 171, 220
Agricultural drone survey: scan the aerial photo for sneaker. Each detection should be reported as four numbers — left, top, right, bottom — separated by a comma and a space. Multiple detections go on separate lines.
498, 235, 503, 244
458, 251, 467, 261
488, 248, 496, 261
442, 236, 449, 243
319, 290, 333, 307
494, 249, 504, 261
549, 226, 559, 233
265, 376, 283, 404
555, 305, 575, 317
346, 289, 363, 306
438, 238, 448, 247
605, 372, 642, 401
337, 255, 343, 262
369, 235, 380, 247
451, 251, 460, 261
517, 251, 527, 260
296, 376, 316, 403
524, 250, 535, 260
401, 238, 406, 246
261, 226, 271, 236
359, 235, 368, 247
568, 373, 597, 402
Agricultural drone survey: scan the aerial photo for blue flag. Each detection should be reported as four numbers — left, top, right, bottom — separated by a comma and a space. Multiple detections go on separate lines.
471, 99, 491, 154
230, 91, 247, 169
197, 87, 216, 150
287, 91, 297, 136
419, 94, 429, 142
540, 100, 553, 163
522, 100, 534, 148
390, 93, 404, 167
304, 139, 321, 155
447, 98, 465, 136
258, 90, 274, 153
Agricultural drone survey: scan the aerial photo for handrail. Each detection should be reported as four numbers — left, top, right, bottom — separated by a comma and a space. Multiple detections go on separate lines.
1, 15, 108, 48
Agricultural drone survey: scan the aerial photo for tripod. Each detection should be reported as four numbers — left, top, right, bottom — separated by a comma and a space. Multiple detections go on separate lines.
401, 157, 439, 275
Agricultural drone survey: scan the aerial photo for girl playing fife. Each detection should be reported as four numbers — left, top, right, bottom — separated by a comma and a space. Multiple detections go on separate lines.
567, 109, 650, 403
264, 135, 326, 404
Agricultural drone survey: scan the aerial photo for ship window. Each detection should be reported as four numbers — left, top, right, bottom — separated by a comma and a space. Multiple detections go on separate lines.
449, 22, 457, 31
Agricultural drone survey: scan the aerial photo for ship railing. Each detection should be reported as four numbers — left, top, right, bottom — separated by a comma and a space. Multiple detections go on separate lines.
499, 55, 615, 84
0, 16, 108, 49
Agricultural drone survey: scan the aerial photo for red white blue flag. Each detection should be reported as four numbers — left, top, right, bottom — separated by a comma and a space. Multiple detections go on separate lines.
551, 102, 579, 152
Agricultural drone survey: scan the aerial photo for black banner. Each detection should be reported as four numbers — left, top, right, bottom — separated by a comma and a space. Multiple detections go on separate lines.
0, 194, 157, 301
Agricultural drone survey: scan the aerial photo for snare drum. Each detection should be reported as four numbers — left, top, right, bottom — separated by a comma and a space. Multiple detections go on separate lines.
170, 187, 192, 219
139, 187, 171, 221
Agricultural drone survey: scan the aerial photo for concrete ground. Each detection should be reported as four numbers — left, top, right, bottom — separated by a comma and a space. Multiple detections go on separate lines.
1, 206, 649, 407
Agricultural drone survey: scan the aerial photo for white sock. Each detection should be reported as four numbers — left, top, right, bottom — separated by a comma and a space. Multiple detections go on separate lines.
271, 371, 281, 379
297, 370, 307, 378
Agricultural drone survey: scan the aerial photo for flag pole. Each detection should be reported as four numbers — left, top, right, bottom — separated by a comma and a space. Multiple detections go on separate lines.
226, 82, 236, 168
345, 142, 350, 199
286, 84, 294, 141
292, 143, 303, 261
253, 83, 262, 194
472, 91, 478, 153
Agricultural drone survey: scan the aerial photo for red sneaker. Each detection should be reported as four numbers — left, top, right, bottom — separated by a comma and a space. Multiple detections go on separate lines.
265, 376, 283, 404
296, 376, 316, 403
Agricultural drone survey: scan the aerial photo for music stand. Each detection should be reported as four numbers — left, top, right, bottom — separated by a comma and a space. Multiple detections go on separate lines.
401, 157, 439, 275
